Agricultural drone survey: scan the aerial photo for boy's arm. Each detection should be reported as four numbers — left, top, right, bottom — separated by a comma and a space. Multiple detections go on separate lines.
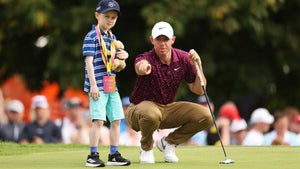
85, 56, 100, 100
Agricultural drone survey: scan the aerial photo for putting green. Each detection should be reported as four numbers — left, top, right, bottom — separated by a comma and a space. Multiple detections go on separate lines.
0, 143, 299, 169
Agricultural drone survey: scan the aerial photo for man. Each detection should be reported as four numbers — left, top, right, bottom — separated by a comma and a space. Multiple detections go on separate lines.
55, 97, 91, 144
230, 118, 247, 145
0, 99, 25, 142
243, 108, 274, 146
19, 95, 62, 144
206, 101, 241, 146
125, 21, 213, 164
263, 111, 299, 146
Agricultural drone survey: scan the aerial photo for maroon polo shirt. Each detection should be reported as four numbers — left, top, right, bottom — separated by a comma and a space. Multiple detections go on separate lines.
130, 48, 197, 105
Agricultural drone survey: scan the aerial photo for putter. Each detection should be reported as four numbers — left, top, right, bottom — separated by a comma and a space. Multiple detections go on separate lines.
194, 60, 234, 164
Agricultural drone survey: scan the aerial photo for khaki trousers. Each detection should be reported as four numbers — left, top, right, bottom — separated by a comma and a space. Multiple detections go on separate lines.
125, 101, 213, 151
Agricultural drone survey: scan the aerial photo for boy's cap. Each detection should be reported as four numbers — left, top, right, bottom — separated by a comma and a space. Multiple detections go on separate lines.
250, 108, 274, 125
151, 21, 174, 39
96, 0, 120, 14
31, 95, 49, 109
6, 100, 24, 113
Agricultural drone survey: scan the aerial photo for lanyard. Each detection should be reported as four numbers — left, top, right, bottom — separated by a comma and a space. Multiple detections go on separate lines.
95, 25, 116, 73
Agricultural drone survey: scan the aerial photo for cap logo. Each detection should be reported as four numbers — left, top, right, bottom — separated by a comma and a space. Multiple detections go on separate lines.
108, 1, 116, 8
159, 27, 166, 30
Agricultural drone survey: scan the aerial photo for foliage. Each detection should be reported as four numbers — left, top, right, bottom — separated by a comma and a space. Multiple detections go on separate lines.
1, 0, 300, 115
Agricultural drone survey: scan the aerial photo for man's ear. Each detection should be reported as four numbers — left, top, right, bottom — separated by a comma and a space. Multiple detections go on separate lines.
171, 36, 176, 44
149, 36, 154, 44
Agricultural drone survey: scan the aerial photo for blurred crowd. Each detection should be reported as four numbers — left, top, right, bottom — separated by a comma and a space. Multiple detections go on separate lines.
1, 89, 300, 146
0, 88, 174, 146
184, 96, 300, 146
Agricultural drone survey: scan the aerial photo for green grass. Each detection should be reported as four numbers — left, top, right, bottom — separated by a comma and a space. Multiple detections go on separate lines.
0, 142, 299, 169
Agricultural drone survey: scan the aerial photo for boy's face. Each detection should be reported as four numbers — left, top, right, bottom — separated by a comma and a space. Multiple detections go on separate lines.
95, 11, 118, 31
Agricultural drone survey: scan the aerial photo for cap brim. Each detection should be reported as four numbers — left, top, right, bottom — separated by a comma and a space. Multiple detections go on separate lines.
152, 34, 172, 39
97, 8, 120, 14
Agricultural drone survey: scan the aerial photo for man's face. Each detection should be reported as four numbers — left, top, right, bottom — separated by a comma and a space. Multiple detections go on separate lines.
7, 110, 23, 123
150, 35, 175, 57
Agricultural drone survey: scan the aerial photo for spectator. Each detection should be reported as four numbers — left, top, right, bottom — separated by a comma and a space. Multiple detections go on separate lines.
292, 115, 300, 144
243, 108, 274, 146
230, 118, 247, 145
0, 89, 8, 126
19, 95, 62, 144
206, 101, 241, 146
283, 106, 300, 134
55, 97, 92, 144
0, 99, 25, 142
263, 111, 299, 146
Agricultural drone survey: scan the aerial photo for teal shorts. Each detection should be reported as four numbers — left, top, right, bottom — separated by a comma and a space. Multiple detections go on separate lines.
89, 91, 124, 122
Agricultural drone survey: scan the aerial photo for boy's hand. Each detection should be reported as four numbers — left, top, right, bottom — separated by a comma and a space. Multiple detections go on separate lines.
116, 49, 128, 60
90, 85, 100, 101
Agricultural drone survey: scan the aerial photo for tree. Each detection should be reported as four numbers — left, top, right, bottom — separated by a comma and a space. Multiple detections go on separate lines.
1, 0, 300, 114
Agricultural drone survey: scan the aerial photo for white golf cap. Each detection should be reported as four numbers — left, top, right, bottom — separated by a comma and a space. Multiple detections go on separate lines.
250, 108, 274, 125
151, 21, 174, 39
31, 95, 49, 109
6, 99, 24, 113
230, 119, 247, 132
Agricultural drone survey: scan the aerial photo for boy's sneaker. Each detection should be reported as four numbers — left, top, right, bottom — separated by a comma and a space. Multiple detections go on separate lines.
156, 136, 179, 163
140, 149, 155, 164
86, 152, 105, 167
107, 151, 131, 166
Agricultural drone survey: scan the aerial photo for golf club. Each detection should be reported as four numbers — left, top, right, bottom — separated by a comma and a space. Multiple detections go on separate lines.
194, 60, 234, 164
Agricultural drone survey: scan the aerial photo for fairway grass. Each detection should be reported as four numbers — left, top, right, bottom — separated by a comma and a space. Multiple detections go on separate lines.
0, 142, 299, 169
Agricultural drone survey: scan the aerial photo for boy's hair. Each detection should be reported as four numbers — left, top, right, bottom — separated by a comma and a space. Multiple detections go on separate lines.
96, 0, 120, 14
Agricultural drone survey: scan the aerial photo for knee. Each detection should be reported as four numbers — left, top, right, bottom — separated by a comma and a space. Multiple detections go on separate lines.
194, 108, 213, 127
140, 111, 161, 126
111, 120, 120, 128
92, 120, 104, 128
202, 109, 213, 127
136, 108, 162, 131
125, 105, 161, 131
136, 102, 162, 124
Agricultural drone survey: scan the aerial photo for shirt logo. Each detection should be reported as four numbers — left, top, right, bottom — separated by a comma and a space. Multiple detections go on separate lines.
174, 67, 181, 71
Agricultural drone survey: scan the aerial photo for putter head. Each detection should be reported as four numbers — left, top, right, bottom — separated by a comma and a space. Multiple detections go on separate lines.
219, 159, 234, 164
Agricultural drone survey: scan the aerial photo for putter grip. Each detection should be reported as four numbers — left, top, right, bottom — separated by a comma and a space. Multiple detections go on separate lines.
194, 60, 205, 86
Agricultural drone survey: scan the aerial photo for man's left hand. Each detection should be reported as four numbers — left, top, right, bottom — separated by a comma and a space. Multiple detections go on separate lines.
189, 49, 201, 65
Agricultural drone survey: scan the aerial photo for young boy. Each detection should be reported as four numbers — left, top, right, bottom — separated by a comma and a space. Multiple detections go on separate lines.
82, 0, 130, 167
